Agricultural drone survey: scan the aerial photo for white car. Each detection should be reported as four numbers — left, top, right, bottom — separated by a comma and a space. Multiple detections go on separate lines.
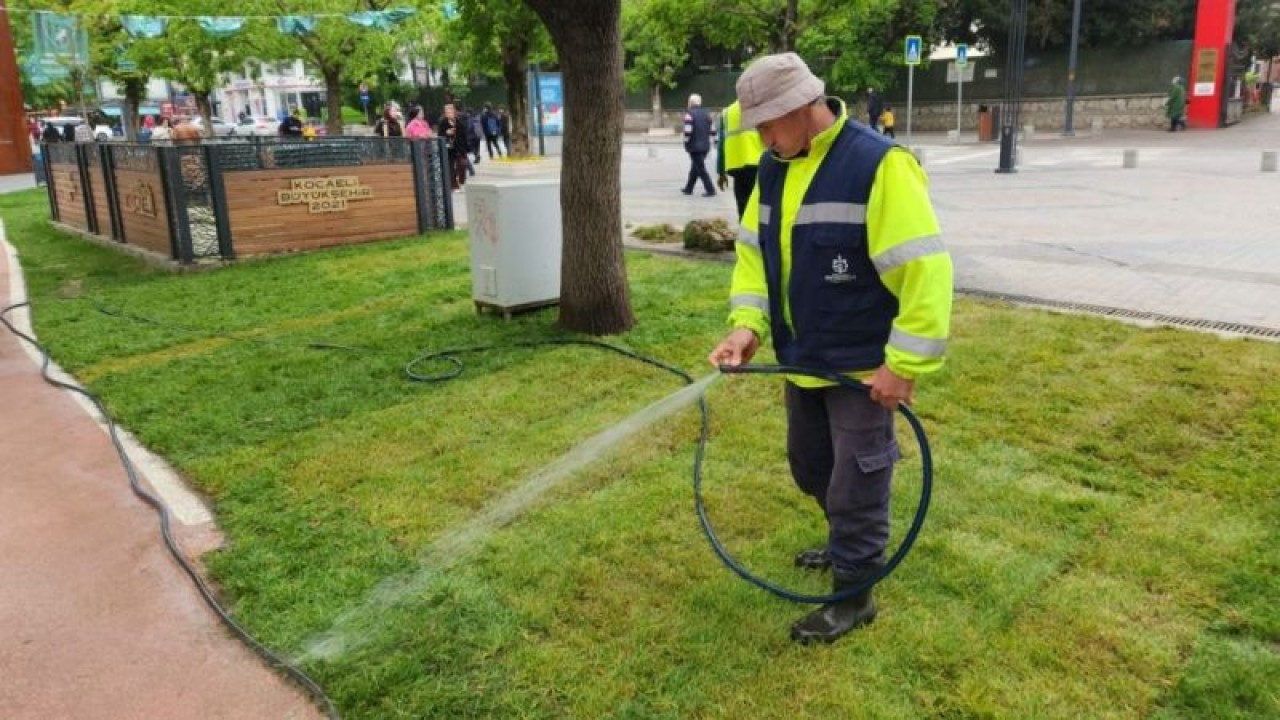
42, 116, 116, 142
189, 116, 237, 137
238, 116, 280, 137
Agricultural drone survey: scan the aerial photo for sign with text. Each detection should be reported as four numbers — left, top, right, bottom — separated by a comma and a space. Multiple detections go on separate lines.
947, 62, 976, 83
277, 176, 374, 213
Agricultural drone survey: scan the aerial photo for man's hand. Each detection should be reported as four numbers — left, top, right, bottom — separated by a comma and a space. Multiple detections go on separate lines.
708, 328, 759, 369
865, 365, 914, 410
717, 174, 729, 192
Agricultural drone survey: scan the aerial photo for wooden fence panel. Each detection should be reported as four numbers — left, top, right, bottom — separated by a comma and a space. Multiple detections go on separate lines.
114, 168, 172, 257
49, 161, 89, 232
224, 165, 419, 255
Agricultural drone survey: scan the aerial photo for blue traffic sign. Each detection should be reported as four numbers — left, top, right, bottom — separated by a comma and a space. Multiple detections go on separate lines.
956, 43, 968, 67
905, 35, 922, 66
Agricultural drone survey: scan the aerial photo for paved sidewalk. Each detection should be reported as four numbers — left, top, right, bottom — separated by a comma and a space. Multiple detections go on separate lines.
0, 233, 324, 719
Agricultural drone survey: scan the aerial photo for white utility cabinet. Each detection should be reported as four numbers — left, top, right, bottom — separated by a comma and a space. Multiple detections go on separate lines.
464, 180, 562, 318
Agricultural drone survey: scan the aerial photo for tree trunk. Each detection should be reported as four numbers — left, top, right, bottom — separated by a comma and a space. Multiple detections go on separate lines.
650, 84, 663, 129
323, 67, 343, 137
501, 38, 531, 156
123, 77, 145, 142
524, 0, 633, 335
194, 92, 214, 138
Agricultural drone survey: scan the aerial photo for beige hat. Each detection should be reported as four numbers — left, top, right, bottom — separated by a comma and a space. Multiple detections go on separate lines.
736, 52, 825, 129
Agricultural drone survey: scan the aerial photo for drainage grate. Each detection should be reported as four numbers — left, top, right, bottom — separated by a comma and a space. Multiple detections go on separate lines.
958, 288, 1280, 341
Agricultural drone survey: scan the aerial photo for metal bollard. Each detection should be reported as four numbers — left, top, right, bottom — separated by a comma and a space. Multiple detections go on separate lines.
1262, 150, 1277, 172
1123, 149, 1139, 169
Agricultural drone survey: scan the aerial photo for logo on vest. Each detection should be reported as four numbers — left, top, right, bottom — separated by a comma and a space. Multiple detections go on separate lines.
825, 254, 856, 284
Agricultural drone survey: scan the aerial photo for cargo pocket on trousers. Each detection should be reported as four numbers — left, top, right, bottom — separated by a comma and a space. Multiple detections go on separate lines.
853, 438, 901, 475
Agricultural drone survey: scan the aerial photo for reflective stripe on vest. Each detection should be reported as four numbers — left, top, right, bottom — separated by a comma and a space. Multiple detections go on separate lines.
724, 102, 766, 172
756, 119, 899, 372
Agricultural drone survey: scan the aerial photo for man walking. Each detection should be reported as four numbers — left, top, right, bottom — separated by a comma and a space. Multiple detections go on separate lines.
866, 87, 883, 132
681, 93, 716, 197
708, 53, 953, 645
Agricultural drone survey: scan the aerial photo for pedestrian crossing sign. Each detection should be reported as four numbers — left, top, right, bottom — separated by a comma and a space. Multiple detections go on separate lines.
956, 43, 968, 67
905, 36, 922, 66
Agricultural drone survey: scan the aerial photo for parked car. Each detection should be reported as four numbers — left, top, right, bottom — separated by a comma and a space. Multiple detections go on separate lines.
40, 116, 116, 142
186, 116, 237, 137
238, 116, 283, 137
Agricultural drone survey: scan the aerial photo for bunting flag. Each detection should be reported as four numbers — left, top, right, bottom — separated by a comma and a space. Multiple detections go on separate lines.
345, 8, 417, 31
277, 16, 316, 36
196, 17, 247, 37
121, 15, 168, 39
26, 11, 89, 85
32, 11, 89, 63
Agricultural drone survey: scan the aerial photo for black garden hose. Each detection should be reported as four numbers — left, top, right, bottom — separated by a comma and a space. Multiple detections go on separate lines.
702, 363, 933, 605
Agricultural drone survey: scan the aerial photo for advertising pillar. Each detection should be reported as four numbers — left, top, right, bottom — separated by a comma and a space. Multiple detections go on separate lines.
0, 0, 35, 174
1187, 0, 1237, 129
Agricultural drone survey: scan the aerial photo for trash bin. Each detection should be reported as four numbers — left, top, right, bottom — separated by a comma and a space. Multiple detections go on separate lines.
977, 104, 1001, 142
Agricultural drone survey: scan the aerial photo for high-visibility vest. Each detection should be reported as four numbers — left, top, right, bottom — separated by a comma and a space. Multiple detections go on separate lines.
723, 101, 766, 172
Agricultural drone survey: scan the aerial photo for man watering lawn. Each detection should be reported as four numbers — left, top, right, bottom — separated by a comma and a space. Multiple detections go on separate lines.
708, 53, 953, 644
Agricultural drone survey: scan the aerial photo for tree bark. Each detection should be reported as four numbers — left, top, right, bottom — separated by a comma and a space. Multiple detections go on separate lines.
524, 0, 634, 335
194, 92, 214, 138
123, 78, 145, 142
650, 84, 663, 129
323, 67, 344, 137
501, 38, 531, 156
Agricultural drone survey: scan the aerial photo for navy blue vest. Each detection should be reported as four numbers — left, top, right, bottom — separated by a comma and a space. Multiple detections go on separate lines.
757, 118, 899, 372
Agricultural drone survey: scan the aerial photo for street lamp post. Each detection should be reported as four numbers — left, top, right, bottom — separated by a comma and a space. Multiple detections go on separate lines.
1063, 0, 1083, 136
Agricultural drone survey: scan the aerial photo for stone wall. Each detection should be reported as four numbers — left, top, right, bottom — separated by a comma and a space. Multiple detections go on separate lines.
625, 93, 1173, 135
907, 94, 1170, 132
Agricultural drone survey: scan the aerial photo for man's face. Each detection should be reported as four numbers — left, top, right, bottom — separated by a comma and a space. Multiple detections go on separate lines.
756, 106, 809, 160
444, 104, 456, 119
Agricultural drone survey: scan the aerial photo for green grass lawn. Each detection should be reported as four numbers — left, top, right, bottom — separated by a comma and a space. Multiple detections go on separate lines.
2, 188, 1277, 719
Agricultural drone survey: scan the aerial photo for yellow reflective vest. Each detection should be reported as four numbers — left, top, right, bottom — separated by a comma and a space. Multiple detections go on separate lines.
727, 99, 953, 388
717, 101, 766, 176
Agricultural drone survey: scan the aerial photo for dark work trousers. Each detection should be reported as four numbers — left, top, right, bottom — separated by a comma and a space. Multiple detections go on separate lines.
485, 135, 503, 158
728, 166, 758, 220
448, 148, 467, 190
683, 151, 715, 194
785, 381, 900, 572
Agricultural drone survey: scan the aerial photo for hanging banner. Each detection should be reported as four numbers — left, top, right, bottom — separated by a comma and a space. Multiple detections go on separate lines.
32, 11, 89, 61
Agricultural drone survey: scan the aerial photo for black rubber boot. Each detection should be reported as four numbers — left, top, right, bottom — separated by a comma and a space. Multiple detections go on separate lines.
790, 565, 880, 644
793, 548, 831, 571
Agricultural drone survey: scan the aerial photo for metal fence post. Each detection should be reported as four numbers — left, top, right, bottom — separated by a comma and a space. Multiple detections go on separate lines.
99, 143, 123, 241
409, 139, 430, 234
41, 144, 58, 222
76, 143, 98, 234
204, 143, 235, 259
159, 146, 195, 264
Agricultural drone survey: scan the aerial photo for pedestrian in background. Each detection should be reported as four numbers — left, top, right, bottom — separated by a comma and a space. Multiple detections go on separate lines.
716, 99, 765, 219
1166, 76, 1187, 132
708, 52, 953, 645
481, 103, 504, 158
404, 106, 432, 138
437, 103, 467, 190
497, 106, 512, 154
880, 105, 896, 139
866, 87, 883, 131
680, 93, 716, 197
